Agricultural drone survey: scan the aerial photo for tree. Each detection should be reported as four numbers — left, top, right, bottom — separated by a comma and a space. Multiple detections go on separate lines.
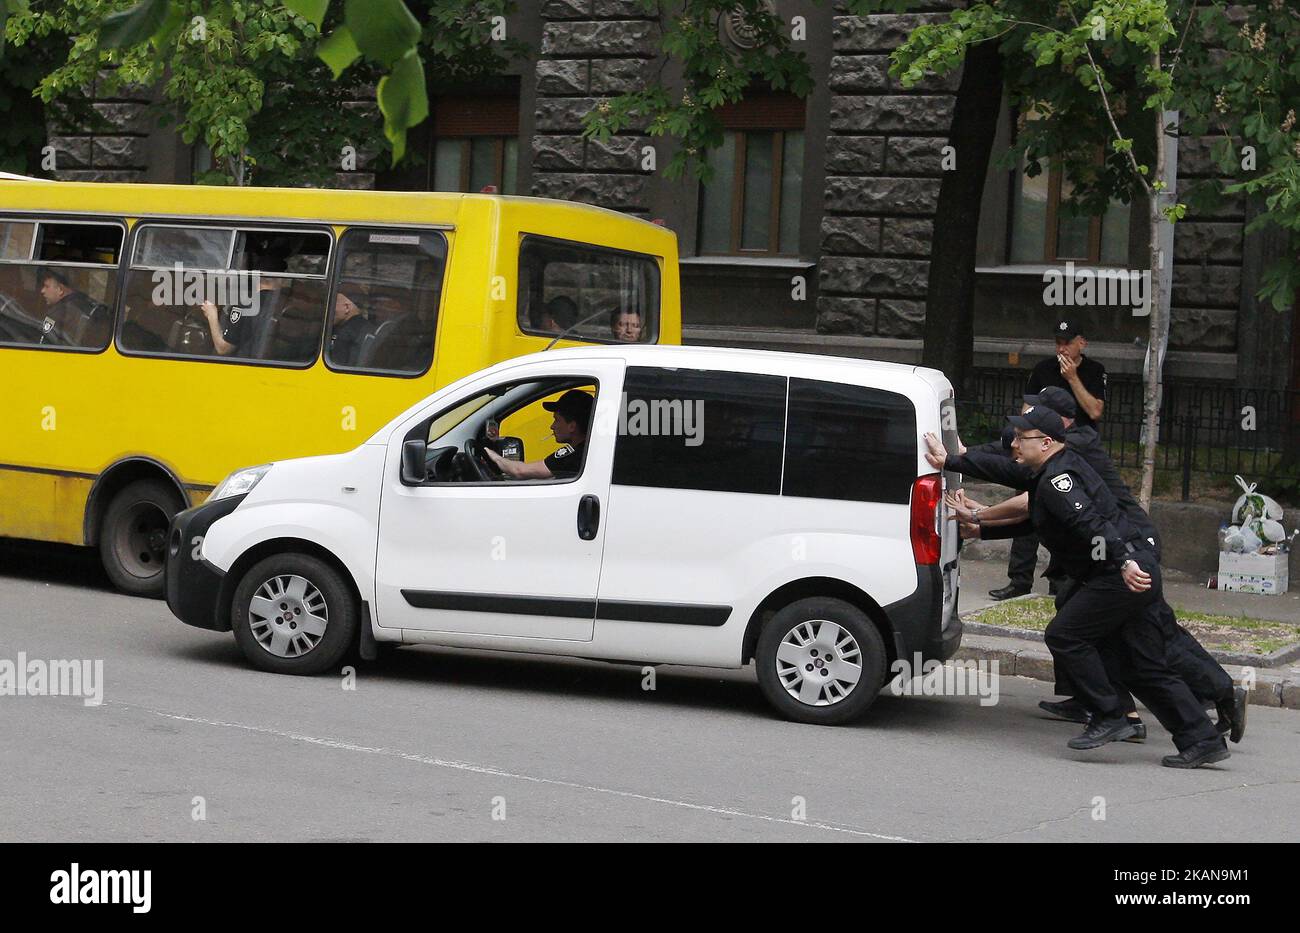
883, 1, 1300, 508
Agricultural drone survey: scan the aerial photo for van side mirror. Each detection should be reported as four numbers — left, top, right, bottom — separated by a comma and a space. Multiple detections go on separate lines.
400, 439, 428, 485
497, 437, 524, 461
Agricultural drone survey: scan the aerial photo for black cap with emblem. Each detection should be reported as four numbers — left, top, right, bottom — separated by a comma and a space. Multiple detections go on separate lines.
542, 389, 594, 426
1007, 404, 1069, 441
1024, 385, 1078, 419
1054, 317, 1082, 341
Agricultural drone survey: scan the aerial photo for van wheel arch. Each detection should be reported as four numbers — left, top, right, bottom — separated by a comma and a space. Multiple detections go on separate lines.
742, 577, 896, 667
219, 538, 365, 644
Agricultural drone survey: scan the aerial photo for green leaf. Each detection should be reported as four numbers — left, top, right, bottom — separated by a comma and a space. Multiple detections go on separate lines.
98, 0, 171, 49
284, 0, 331, 29
344, 0, 419, 68
377, 48, 427, 163
318, 25, 361, 79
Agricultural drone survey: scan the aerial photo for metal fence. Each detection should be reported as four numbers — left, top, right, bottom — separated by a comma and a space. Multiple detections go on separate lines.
955, 370, 1300, 501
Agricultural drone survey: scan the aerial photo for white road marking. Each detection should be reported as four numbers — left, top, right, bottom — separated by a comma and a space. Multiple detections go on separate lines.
109, 700, 916, 841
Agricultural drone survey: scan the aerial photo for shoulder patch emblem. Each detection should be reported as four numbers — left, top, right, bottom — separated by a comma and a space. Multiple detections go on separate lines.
552, 445, 572, 459
1051, 473, 1073, 493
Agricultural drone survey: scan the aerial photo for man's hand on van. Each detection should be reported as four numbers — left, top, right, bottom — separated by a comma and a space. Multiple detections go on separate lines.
958, 519, 980, 540
945, 489, 982, 523
922, 432, 948, 470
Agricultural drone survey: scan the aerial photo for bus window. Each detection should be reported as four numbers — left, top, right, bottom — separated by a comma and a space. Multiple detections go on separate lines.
118, 224, 331, 365
0, 219, 122, 350
517, 236, 659, 344
325, 228, 446, 376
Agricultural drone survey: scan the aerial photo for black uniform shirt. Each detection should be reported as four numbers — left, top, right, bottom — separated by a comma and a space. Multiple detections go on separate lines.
1027, 354, 1107, 431
543, 441, 585, 479
1024, 447, 1142, 581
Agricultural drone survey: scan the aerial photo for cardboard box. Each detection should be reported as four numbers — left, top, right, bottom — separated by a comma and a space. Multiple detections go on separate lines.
1217, 550, 1289, 595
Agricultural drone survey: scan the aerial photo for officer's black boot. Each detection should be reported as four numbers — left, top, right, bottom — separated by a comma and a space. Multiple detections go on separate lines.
1162, 737, 1230, 769
1038, 698, 1089, 723
989, 583, 1030, 600
1215, 686, 1248, 743
1067, 716, 1137, 750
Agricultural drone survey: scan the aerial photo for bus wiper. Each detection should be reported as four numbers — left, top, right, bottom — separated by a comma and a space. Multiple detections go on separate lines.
544, 307, 610, 351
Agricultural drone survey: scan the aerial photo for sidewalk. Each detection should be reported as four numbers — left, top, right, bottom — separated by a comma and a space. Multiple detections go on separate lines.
953, 555, 1300, 710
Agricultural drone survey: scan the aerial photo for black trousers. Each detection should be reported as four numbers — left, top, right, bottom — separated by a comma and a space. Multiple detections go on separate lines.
1008, 532, 1039, 588
1053, 591, 1232, 709
1043, 553, 1221, 751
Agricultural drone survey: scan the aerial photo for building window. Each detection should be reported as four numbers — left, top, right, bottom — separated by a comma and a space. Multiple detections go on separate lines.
1009, 159, 1131, 265
430, 94, 519, 194
1008, 109, 1131, 265
697, 92, 805, 256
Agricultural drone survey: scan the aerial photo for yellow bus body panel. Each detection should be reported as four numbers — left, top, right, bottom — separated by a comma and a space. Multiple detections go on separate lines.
0, 182, 680, 546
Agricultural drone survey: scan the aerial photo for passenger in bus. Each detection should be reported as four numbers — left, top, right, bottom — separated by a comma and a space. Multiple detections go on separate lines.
533, 295, 577, 335
610, 308, 643, 343
38, 267, 101, 346
327, 288, 374, 367
198, 270, 284, 357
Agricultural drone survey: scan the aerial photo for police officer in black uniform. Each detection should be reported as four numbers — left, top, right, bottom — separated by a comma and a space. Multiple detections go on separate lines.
1001, 405, 1228, 766
930, 388, 1247, 743
485, 389, 593, 480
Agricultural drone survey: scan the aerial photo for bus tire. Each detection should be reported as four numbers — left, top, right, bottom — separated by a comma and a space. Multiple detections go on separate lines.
755, 597, 887, 725
230, 553, 358, 676
98, 478, 183, 598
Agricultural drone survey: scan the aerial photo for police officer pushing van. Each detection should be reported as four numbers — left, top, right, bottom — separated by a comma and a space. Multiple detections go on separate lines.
1002, 404, 1228, 767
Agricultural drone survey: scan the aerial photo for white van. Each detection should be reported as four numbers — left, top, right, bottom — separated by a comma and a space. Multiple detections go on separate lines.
166, 345, 961, 724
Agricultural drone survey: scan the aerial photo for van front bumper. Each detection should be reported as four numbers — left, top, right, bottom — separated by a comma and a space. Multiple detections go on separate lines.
883, 563, 961, 664
165, 493, 246, 632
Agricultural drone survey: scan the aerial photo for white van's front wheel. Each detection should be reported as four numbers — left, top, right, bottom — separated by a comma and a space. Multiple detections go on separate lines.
231, 553, 358, 675
756, 598, 886, 725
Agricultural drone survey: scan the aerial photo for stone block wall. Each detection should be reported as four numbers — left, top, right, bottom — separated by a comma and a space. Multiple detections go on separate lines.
531, 0, 659, 216
815, 7, 961, 339
46, 74, 153, 182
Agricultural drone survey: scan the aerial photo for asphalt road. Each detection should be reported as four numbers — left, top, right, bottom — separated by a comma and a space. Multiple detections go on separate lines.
2, 539, 1298, 843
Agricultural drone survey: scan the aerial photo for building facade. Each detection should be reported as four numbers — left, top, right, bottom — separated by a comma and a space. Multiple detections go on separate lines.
46, 2, 1292, 394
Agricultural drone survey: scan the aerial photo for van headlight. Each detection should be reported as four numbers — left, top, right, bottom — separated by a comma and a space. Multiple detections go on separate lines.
210, 464, 271, 502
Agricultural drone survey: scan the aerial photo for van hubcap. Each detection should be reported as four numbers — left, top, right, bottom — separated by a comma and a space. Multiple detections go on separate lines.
248, 574, 328, 658
776, 620, 863, 706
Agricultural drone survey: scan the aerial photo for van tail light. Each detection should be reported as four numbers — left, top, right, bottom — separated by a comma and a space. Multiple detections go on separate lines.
910, 474, 942, 565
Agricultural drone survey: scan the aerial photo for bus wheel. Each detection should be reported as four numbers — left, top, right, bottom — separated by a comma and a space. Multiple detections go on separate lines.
755, 597, 887, 725
231, 553, 358, 676
99, 479, 182, 598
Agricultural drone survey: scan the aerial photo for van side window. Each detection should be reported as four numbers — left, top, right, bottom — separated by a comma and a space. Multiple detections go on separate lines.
611, 367, 785, 494
0, 219, 122, 350
118, 224, 331, 365
326, 228, 447, 375
783, 378, 917, 504
517, 236, 659, 344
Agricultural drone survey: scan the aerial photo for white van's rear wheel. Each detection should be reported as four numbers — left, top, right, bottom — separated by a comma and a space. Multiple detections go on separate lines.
756, 598, 886, 725
231, 553, 357, 675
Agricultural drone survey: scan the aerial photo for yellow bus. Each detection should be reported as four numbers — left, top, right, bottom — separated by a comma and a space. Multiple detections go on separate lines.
0, 180, 680, 595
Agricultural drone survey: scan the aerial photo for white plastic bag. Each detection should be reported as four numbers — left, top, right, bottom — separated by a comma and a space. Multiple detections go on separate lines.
1231, 475, 1284, 525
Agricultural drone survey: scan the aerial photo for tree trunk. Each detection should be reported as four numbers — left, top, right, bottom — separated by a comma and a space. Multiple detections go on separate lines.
920, 39, 1004, 395
1138, 94, 1169, 511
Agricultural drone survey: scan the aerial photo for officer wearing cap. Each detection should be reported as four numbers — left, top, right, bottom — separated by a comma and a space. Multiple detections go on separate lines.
485, 389, 593, 480
1003, 404, 1228, 766
932, 387, 1246, 742
990, 319, 1109, 601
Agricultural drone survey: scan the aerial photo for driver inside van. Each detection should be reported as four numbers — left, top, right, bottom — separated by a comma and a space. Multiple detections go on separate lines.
485, 389, 593, 480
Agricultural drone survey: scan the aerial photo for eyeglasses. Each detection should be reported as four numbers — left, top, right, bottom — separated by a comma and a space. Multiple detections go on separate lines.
1014, 433, 1050, 441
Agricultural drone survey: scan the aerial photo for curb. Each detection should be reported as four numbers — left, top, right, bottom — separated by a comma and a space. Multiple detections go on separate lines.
952, 635, 1300, 711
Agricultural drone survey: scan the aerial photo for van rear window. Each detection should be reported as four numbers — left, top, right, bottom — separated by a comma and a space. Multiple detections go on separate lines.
783, 378, 916, 504
518, 236, 658, 344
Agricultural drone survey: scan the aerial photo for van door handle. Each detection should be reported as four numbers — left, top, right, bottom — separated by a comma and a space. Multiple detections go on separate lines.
577, 495, 600, 540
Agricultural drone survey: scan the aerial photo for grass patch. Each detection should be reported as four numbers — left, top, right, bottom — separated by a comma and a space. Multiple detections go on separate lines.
968, 596, 1300, 656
